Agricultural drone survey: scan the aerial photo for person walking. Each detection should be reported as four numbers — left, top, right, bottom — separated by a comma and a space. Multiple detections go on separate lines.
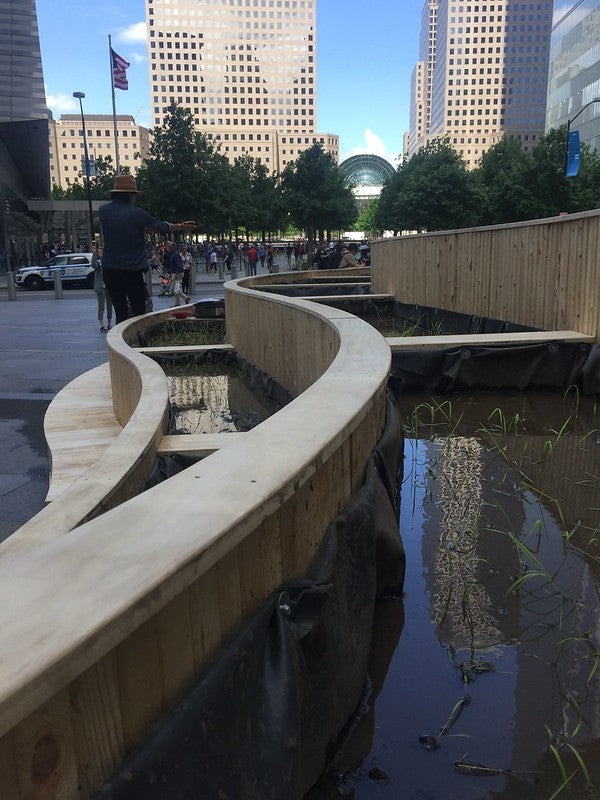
266, 244, 274, 273
247, 244, 258, 276
167, 242, 190, 306
258, 244, 266, 272
98, 175, 196, 324
181, 246, 192, 295
92, 242, 113, 332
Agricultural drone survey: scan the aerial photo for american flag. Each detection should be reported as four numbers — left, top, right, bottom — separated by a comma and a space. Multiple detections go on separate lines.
111, 48, 130, 91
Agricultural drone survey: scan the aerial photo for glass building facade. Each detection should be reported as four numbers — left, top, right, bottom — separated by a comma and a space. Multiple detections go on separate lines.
546, 1, 600, 153
411, 0, 553, 168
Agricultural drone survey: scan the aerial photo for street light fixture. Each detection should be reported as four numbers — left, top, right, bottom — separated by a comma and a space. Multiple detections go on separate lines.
560, 97, 600, 212
73, 91, 94, 247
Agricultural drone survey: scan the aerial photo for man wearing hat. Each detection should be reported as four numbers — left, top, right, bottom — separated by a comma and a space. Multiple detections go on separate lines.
98, 175, 196, 323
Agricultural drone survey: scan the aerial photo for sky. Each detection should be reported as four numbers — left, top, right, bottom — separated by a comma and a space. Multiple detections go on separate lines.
37, 0, 423, 166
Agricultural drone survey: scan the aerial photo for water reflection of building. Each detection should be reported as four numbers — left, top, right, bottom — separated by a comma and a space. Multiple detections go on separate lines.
168, 369, 273, 434
422, 435, 524, 650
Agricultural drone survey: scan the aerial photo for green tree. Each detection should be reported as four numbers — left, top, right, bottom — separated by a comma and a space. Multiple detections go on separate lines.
135, 102, 227, 232
355, 198, 381, 237
376, 139, 480, 233
281, 144, 357, 265
474, 137, 538, 224
525, 127, 600, 218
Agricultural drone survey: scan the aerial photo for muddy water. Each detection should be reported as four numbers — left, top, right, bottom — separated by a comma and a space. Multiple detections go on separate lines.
308, 390, 600, 799
163, 362, 278, 433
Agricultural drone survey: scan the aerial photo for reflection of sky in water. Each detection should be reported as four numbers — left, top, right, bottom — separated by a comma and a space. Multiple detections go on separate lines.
340, 431, 600, 800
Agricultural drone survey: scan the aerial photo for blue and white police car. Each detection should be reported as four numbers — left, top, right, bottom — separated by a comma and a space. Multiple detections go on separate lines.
14, 253, 95, 291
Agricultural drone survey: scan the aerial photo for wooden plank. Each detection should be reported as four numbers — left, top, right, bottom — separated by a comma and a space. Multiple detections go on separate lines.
158, 432, 245, 455
137, 343, 234, 355
44, 363, 122, 503
11, 692, 78, 800
0, 732, 20, 799
311, 293, 392, 303
387, 330, 596, 350
69, 653, 124, 798
116, 618, 164, 752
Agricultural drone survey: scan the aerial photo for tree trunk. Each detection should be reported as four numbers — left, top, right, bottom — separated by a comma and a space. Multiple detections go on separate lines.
307, 222, 314, 269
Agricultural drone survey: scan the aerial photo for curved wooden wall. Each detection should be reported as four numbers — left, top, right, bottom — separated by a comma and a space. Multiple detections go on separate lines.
0, 276, 390, 799
371, 209, 600, 338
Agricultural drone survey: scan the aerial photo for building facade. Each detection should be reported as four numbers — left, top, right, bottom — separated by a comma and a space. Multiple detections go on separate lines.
144, 0, 338, 171
48, 115, 151, 190
0, 0, 50, 200
546, 1, 600, 154
408, 0, 553, 169
339, 154, 396, 212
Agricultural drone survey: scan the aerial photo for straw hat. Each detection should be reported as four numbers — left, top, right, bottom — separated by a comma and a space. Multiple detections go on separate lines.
111, 174, 139, 193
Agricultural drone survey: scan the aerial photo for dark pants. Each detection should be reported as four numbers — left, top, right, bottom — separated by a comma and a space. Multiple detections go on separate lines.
103, 268, 146, 324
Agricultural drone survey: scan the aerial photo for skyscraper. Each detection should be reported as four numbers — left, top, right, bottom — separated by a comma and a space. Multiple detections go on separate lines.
144, 0, 338, 172
546, 2, 600, 154
408, 0, 553, 169
0, 0, 50, 199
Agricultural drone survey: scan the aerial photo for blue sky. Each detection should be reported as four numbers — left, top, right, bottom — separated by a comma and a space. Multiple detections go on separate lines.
37, 0, 422, 165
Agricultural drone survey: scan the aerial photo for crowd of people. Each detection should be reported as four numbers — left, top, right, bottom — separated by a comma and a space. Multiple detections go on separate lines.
38, 177, 371, 329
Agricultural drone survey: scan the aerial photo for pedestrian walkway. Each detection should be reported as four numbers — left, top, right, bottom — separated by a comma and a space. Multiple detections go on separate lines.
0, 252, 297, 292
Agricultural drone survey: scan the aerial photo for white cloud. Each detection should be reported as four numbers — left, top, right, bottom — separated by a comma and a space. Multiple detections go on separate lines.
340, 130, 399, 166
130, 52, 147, 64
118, 22, 147, 43
46, 92, 77, 114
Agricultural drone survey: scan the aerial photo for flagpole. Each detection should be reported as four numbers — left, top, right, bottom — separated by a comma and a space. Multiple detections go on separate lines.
109, 34, 121, 174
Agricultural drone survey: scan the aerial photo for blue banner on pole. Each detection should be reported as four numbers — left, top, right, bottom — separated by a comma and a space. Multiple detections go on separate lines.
566, 130, 581, 177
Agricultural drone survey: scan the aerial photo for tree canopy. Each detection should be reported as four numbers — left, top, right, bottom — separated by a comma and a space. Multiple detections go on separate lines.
376, 129, 600, 234
281, 144, 357, 262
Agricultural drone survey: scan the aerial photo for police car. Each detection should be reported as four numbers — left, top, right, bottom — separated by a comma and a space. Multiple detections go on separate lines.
14, 253, 95, 291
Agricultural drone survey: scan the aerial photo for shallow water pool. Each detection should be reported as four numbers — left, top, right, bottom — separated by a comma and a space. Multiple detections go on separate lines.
308, 390, 600, 799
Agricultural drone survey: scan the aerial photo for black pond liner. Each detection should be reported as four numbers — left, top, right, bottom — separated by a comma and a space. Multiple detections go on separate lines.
96, 392, 405, 800
383, 304, 600, 396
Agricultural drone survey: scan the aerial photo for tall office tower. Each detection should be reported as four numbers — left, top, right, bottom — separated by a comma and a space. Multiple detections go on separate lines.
407, 1, 438, 158
145, 0, 338, 173
0, 0, 50, 199
546, 2, 600, 154
409, 0, 553, 169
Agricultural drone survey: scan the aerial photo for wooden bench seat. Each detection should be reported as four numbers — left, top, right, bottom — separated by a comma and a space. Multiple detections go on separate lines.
44, 363, 122, 502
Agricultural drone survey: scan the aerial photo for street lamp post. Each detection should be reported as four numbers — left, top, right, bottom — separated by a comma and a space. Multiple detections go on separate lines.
560, 97, 600, 213
73, 91, 94, 247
